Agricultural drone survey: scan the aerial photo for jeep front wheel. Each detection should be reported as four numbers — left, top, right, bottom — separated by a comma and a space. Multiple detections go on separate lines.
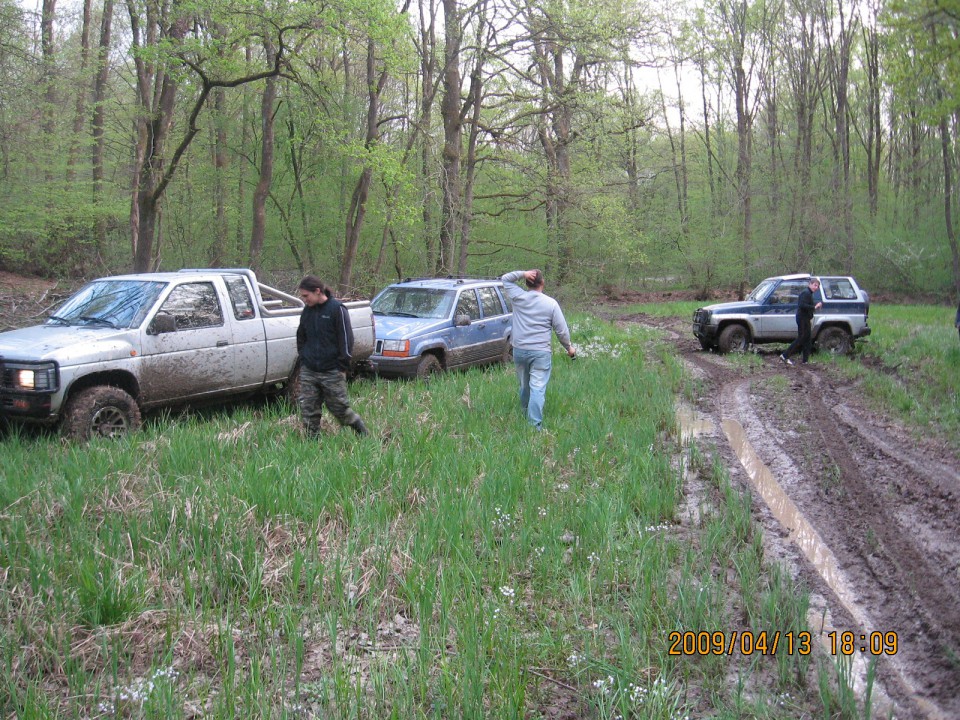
62, 386, 141, 440
816, 326, 852, 355
718, 324, 750, 354
416, 354, 442, 379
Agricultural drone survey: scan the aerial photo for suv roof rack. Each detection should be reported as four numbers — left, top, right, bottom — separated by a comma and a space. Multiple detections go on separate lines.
398, 275, 502, 284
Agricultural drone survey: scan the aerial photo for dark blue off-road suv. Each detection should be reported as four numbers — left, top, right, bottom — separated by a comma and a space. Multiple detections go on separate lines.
370, 277, 513, 378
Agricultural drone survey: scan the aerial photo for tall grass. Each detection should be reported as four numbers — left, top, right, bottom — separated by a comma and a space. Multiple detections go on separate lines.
1, 315, 833, 717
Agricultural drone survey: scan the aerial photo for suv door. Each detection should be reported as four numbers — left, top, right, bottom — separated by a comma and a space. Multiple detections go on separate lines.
477, 285, 511, 361
758, 279, 810, 339
448, 288, 486, 368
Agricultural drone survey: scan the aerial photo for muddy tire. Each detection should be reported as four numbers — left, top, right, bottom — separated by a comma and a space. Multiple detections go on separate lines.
718, 324, 750, 354
62, 386, 141, 440
816, 326, 853, 355
285, 364, 302, 408
416, 354, 442, 379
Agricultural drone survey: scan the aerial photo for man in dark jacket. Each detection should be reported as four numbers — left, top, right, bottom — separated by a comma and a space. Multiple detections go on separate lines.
780, 278, 822, 365
296, 276, 368, 436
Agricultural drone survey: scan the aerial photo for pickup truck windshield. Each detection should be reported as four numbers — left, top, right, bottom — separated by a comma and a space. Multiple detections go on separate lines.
372, 287, 455, 319
49, 280, 166, 329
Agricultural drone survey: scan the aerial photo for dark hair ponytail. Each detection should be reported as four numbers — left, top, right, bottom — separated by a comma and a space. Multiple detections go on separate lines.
298, 275, 330, 297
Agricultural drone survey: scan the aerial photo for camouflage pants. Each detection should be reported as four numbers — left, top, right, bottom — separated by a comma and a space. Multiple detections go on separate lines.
299, 367, 361, 434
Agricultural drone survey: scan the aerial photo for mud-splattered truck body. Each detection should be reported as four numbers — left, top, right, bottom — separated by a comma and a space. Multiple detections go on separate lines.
0, 268, 373, 438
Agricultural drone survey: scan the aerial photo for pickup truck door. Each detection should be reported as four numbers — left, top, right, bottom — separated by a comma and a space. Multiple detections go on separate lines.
758, 279, 808, 339
222, 275, 270, 387
139, 280, 240, 404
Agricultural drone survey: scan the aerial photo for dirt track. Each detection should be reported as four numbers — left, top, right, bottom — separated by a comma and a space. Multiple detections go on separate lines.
618, 309, 960, 720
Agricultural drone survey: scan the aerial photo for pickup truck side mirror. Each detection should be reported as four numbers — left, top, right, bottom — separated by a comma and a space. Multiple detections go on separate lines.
147, 313, 178, 335
455, 314, 472, 327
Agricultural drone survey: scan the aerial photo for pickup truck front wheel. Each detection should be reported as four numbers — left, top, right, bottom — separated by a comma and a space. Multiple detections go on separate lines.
63, 386, 142, 440
816, 326, 853, 355
718, 324, 750, 354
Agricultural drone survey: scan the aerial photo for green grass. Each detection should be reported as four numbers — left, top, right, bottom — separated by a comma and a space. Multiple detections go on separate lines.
0, 313, 849, 718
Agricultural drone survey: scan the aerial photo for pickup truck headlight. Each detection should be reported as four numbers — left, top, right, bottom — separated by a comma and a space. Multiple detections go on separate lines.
3, 362, 59, 392
381, 340, 410, 357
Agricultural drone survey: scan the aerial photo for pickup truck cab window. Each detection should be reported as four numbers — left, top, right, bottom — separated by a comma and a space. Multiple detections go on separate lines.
224, 276, 256, 320
159, 282, 224, 330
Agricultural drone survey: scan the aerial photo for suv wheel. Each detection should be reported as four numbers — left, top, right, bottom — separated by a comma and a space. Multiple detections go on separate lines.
416, 354, 442, 379
816, 326, 852, 355
718, 324, 750, 353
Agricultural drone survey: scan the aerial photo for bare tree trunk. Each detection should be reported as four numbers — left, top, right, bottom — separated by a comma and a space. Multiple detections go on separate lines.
41, 0, 57, 184
91, 0, 114, 250
457, 66, 483, 275
821, 0, 858, 272
250, 39, 278, 273
419, 0, 438, 271
863, 15, 881, 217
438, 0, 462, 275
940, 111, 960, 294
208, 21, 229, 267
66, 0, 92, 182
341, 37, 387, 293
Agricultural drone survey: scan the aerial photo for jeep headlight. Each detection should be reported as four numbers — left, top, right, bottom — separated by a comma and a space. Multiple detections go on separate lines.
381, 340, 410, 357
6, 362, 59, 392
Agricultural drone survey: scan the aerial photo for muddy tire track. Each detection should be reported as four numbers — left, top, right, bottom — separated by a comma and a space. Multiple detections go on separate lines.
626, 311, 960, 719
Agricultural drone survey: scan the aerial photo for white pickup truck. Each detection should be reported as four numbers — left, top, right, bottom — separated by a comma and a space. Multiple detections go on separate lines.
0, 269, 374, 439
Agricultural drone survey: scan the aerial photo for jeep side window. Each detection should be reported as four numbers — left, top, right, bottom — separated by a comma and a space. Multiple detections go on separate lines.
456, 290, 481, 321
822, 278, 855, 300
478, 286, 504, 317
768, 280, 807, 305
159, 282, 224, 330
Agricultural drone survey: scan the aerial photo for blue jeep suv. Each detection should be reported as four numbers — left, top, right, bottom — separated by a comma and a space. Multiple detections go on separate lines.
370, 277, 513, 378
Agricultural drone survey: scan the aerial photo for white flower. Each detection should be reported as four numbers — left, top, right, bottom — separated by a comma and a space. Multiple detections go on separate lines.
499, 585, 515, 599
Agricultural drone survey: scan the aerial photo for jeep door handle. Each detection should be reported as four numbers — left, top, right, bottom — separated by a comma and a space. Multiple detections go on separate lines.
217, 340, 229, 347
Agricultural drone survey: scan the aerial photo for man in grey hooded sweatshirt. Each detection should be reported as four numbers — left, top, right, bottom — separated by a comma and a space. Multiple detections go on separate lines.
500, 269, 576, 429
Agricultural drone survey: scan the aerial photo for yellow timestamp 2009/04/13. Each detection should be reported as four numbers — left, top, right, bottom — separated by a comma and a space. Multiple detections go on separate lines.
667, 630, 900, 657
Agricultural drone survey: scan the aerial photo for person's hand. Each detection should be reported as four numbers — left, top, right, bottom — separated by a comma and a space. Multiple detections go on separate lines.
525, 269, 539, 283
567, 345, 576, 358
815, 302, 823, 310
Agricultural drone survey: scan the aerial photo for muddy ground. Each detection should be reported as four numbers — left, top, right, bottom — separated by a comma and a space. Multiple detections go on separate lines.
606, 305, 960, 720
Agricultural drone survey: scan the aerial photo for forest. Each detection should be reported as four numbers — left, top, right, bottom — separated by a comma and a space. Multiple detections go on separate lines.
0, 0, 957, 298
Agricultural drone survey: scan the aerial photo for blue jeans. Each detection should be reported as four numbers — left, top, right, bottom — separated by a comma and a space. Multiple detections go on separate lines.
513, 348, 553, 428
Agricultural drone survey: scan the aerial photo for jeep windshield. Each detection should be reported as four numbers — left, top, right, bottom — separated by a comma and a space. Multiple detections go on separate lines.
746, 279, 778, 302
48, 280, 166, 329
372, 287, 455, 319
